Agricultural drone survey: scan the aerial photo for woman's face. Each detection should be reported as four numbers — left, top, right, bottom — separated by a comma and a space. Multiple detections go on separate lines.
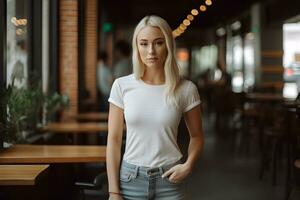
137, 26, 168, 69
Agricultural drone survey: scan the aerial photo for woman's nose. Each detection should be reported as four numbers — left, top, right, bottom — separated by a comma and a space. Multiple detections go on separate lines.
148, 44, 155, 54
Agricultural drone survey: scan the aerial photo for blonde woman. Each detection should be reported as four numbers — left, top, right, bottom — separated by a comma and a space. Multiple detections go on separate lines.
107, 15, 204, 200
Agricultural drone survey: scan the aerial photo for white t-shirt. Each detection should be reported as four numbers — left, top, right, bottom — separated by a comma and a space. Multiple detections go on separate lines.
108, 74, 201, 167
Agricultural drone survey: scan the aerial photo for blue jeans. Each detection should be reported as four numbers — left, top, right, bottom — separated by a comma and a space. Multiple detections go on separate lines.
119, 160, 186, 200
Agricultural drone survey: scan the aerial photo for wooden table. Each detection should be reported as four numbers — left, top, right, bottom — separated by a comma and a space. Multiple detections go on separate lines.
0, 165, 49, 186
0, 145, 106, 164
73, 112, 109, 121
42, 122, 109, 133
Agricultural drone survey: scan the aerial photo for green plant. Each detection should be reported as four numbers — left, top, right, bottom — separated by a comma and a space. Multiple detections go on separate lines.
0, 84, 44, 143
44, 92, 69, 121
0, 84, 69, 145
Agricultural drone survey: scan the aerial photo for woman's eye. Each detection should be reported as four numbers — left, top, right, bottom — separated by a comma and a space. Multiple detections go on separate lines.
140, 43, 147, 46
155, 41, 164, 45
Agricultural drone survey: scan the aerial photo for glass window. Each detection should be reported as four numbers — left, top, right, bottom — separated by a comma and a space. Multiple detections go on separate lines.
191, 45, 218, 78
283, 22, 300, 87
244, 32, 255, 91
6, 0, 30, 88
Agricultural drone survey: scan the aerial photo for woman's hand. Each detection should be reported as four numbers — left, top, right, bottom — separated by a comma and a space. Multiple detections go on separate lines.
109, 193, 124, 200
162, 163, 192, 183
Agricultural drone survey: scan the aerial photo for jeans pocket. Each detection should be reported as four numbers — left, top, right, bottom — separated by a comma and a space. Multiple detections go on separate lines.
120, 168, 134, 182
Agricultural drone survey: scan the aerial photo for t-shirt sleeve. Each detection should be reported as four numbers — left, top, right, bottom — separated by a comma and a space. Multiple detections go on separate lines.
182, 81, 201, 113
108, 79, 124, 109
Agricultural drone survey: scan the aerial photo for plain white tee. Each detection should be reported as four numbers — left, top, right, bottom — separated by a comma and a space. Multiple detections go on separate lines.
108, 74, 201, 167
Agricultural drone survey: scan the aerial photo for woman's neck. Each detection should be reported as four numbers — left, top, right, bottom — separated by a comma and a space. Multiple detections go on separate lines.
142, 67, 165, 85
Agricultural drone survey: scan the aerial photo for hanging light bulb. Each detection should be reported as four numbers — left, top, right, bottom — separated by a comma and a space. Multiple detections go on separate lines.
187, 14, 194, 21
173, 0, 214, 38
191, 9, 199, 16
178, 28, 184, 34
174, 29, 180, 35
205, 0, 212, 6
180, 24, 187, 30
200, 5, 207, 12
183, 19, 191, 26
173, 31, 178, 38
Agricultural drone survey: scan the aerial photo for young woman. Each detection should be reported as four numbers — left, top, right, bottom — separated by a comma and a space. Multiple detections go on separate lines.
107, 15, 204, 200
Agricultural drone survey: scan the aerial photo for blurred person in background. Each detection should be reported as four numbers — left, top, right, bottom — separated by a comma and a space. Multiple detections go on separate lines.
97, 50, 113, 111
113, 40, 132, 79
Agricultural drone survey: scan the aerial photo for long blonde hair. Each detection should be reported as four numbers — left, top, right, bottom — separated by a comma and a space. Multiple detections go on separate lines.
132, 15, 181, 107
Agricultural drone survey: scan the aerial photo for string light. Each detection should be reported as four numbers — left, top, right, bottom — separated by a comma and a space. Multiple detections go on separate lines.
178, 28, 184, 34
191, 9, 199, 16
180, 24, 187, 30
187, 15, 194, 21
200, 5, 207, 12
205, 0, 212, 6
11, 17, 28, 26
174, 0, 214, 38
173, 29, 180, 35
183, 19, 191, 26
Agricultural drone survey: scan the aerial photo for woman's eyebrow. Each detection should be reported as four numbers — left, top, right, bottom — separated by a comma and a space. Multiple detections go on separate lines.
154, 37, 164, 41
139, 37, 164, 42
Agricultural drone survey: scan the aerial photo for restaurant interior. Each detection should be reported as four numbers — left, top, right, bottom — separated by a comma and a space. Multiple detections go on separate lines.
1, 0, 300, 199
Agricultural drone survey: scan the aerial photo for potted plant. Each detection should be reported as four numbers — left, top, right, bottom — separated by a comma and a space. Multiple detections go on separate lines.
0, 83, 69, 149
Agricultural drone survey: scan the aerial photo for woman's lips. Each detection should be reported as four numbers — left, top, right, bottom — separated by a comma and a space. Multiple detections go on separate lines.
147, 58, 158, 62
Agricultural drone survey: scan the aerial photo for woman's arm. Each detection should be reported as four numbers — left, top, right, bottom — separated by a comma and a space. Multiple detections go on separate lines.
162, 105, 204, 182
183, 105, 204, 170
107, 103, 125, 199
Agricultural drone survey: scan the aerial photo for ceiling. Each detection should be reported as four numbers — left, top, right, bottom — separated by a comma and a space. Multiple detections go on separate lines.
102, 0, 263, 29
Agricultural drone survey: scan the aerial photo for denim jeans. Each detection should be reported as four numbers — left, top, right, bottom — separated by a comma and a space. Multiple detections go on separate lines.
119, 160, 186, 200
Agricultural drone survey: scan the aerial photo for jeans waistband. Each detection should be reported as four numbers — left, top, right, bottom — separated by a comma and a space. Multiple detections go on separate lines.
121, 160, 182, 176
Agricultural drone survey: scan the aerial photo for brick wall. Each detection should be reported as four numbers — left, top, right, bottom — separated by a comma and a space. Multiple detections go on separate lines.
59, 0, 78, 119
84, 0, 98, 105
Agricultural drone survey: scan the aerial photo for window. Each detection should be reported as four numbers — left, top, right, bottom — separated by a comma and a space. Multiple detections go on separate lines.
6, 0, 30, 88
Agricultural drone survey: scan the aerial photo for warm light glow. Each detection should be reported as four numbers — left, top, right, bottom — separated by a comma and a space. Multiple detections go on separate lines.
177, 49, 189, 61
178, 28, 184, 34
22, 19, 27, 26
180, 24, 187, 30
11, 17, 17, 24
179, 27, 186, 32
174, 29, 180, 35
16, 28, 24, 35
187, 14, 194, 21
200, 5, 207, 12
173, 0, 214, 38
205, 0, 212, 6
191, 9, 199, 16
11, 17, 27, 26
173, 31, 179, 38
183, 19, 191, 26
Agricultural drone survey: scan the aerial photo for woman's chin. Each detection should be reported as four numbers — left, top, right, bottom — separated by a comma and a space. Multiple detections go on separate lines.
145, 62, 162, 68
